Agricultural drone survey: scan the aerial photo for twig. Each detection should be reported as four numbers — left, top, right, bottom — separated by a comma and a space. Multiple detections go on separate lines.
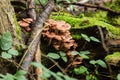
49, 62, 58, 70
97, 26, 113, 80
64, 2, 120, 15
19, 0, 54, 71
97, 26, 109, 53
41, 54, 67, 75
27, 0, 36, 21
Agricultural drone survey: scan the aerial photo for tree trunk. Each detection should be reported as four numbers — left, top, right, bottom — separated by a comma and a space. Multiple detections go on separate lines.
0, 0, 21, 42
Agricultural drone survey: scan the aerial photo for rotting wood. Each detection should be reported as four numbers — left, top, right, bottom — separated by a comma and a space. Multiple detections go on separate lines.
19, 0, 54, 71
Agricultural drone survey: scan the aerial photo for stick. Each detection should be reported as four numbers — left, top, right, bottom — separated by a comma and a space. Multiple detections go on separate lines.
19, 0, 54, 71
64, 2, 120, 15
27, 0, 36, 21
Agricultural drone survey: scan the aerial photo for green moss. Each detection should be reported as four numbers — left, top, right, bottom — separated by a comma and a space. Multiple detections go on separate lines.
13, 14, 22, 40
105, 52, 120, 65
50, 12, 120, 39
110, 0, 120, 11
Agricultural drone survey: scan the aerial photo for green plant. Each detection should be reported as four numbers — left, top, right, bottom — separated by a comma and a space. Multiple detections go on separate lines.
0, 70, 27, 80
31, 62, 76, 80
89, 59, 107, 75
72, 50, 107, 80
90, 59, 107, 68
0, 31, 19, 59
71, 50, 90, 59
117, 74, 120, 80
47, 51, 68, 62
74, 66, 98, 80
81, 33, 100, 43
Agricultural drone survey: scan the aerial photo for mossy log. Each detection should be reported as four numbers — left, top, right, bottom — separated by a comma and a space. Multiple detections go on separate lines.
50, 12, 120, 39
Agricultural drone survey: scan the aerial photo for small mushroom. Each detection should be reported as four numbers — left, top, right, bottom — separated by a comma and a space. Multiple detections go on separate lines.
23, 18, 33, 23
18, 21, 29, 27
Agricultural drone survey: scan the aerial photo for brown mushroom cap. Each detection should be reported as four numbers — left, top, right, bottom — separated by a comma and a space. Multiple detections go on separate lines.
42, 19, 77, 51
23, 18, 33, 23
18, 21, 29, 27
55, 21, 71, 32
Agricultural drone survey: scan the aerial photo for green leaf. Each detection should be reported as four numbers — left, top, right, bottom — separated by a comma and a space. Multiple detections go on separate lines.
31, 62, 41, 68
96, 60, 107, 68
80, 54, 89, 59
15, 76, 27, 80
0, 74, 5, 78
1, 52, 12, 59
4, 73, 14, 80
0, 31, 12, 50
74, 66, 88, 75
59, 51, 66, 57
57, 72, 63, 76
89, 60, 97, 65
71, 51, 79, 55
47, 53, 60, 59
14, 70, 27, 80
86, 75, 90, 80
42, 71, 51, 78
79, 51, 90, 55
90, 36, 100, 42
8, 49, 19, 56
61, 56, 67, 62
81, 34, 90, 42
117, 74, 120, 80
15, 70, 27, 76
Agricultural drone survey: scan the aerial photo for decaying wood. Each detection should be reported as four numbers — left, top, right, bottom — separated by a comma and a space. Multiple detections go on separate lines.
107, 39, 120, 51
64, 2, 120, 15
19, 0, 54, 71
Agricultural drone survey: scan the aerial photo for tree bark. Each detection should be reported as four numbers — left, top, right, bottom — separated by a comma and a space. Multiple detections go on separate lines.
0, 0, 22, 74
0, 0, 21, 42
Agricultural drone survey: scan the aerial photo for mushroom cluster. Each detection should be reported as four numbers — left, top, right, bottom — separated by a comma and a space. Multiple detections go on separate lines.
42, 19, 77, 51
18, 18, 33, 31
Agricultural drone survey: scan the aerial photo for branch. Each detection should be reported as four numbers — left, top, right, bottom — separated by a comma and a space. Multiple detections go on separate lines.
19, 0, 54, 71
27, 0, 36, 21
64, 2, 120, 15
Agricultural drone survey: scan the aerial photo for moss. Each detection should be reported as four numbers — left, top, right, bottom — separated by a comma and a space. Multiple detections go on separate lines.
106, 0, 120, 26
13, 14, 22, 40
50, 12, 120, 39
110, 0, 120, 11
105, 52, 120, 65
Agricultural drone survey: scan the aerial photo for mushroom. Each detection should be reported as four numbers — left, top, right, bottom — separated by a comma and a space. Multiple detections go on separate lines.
18, 20, 29, 27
